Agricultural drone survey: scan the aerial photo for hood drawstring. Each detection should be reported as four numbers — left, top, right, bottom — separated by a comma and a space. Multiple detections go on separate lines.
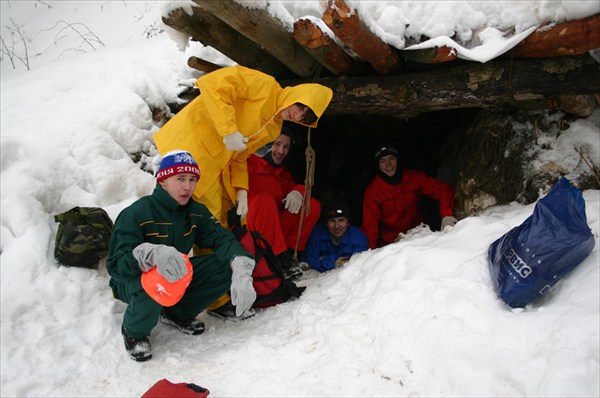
246, 105, 286, 142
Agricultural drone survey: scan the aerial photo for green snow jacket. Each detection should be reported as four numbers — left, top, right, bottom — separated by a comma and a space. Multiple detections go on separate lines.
107, 184, 250, 282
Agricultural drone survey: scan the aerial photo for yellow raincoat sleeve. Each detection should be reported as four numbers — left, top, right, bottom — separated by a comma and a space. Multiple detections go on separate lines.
195, 66, 280, 138
195, 74, 239, 138
230, 152, 250, 191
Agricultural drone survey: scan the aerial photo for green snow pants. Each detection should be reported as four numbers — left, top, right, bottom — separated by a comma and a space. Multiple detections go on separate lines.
110, 254, 232, 338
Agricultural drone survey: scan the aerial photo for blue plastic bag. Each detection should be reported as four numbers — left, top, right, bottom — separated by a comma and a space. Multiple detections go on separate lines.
488, 177, 595, 308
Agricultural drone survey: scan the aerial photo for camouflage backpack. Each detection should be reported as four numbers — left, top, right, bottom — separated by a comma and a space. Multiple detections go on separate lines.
54, 207, 114, 269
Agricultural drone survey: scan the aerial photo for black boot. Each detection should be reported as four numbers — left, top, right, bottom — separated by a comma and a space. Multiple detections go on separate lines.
160, 311, 205, 335
206, 300, 256, 321
121, 325, 152, 362
276, 250, 303, 281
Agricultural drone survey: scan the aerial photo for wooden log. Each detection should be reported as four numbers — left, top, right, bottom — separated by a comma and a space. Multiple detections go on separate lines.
293, 18, 356, 76
162, 7, 294, 79
401, 46, 458, 64
512, 14, 600, 58
281, 54, 600, 118
322, 0, 402, 75
187, 56, 223, 74
191, 0, 323, 78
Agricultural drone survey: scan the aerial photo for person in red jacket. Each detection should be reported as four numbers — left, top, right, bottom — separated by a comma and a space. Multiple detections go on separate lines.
361, 147, 458, 249
245, 129, 321, 279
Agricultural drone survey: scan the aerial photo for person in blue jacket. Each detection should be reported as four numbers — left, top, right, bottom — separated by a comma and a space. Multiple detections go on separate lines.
303, 199, 369, 272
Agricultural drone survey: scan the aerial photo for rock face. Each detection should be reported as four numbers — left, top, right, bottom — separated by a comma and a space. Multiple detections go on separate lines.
440, 110, 525, 218
440, 108, 600, 218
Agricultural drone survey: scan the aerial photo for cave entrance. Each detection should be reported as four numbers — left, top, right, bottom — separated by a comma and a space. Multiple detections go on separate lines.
283, 108, 480, 228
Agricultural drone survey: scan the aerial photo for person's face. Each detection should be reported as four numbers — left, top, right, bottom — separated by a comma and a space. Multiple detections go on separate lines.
159, 174, 198, 206
327, 217, 349, 239
279, 103, 308, 123
270, 134, 291, 165
378, 154, 397, 177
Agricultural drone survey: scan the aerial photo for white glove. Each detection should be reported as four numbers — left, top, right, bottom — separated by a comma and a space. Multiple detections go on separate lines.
230, 256, 256, 316
283, 190, 303, 214
441, 216, 458, 230
223, 131, 248, 151
236, 189, 248, 218
335, 256, 350, 268
132, 243, 187, 283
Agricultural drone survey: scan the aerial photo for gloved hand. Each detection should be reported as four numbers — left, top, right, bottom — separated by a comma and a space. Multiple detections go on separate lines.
236, 189, 248, 218
230, 256, 256, 316
132, 243, 188, 283
335, 256, 350, 268
283, 190, 303, 214
223, 131, 248, 151
441, 216, 458, 230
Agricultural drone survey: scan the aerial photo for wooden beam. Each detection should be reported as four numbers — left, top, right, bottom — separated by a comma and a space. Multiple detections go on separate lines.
322, 0, 402, 75
187, 56, 223, 74
292, 18, 357, 76
281, 55, 600, 117
191, 0, 323, 78
401, 46, 458, 64
162, 7, 294, 79
512, 14, 600, 58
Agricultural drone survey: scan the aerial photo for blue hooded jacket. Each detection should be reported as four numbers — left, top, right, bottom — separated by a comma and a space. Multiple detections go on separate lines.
303, 223, 368, 272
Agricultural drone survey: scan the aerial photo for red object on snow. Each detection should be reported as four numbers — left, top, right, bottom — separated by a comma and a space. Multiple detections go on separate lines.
141, 378, 209, 397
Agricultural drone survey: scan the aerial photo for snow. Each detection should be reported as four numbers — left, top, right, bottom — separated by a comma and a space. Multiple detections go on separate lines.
404, 25, 539, 63
1, 1, 599, 397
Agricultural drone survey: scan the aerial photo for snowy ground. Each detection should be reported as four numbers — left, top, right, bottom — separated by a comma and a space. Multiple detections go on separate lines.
1, 1, 599, 397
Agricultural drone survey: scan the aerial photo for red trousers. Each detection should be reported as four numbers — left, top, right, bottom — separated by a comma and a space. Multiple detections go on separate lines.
246, 191, 320, 255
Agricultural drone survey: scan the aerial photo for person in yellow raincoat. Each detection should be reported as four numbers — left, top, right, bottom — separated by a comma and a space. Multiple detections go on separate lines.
153, 65, 333, 227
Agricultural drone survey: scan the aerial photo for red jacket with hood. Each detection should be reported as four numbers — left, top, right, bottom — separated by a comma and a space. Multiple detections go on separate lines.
247, 154, 301, 204
361, 168, 455, 249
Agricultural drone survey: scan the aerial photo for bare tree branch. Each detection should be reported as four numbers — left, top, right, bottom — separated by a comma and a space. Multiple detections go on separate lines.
0, 19, 30, 70
0, 36, 17, 69
39, 20, 105, 51
575, 146, 600, 186
33, 0, 53, 9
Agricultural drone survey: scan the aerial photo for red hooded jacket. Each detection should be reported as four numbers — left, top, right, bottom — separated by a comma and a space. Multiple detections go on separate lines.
247, 154, 301, 204
246, 154, 320, 254
361, 168, 455, 249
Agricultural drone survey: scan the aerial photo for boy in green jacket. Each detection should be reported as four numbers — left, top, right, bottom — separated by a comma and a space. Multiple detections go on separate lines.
107, 150, 256, 362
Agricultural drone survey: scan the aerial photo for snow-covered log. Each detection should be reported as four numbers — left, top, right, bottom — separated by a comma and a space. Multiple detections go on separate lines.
292, 18, 358, 76
322, 0, 402, 75
512, 14, 600, 58
162, 7, 294, 79
191, 0, 322, 78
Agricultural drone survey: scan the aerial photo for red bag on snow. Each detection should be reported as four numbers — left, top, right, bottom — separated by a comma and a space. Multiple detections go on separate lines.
141, 379, 209, 398
239, 230, 305, 308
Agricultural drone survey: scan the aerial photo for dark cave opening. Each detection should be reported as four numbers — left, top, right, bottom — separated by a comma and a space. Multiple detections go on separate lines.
282, 108, 480, 228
